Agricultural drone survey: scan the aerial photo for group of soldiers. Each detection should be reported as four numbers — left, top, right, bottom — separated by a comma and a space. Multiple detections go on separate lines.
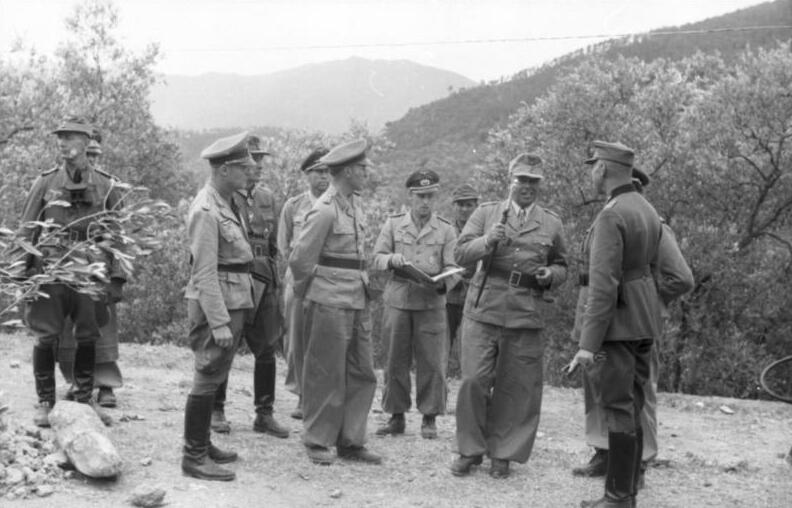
20, 119, 693, 508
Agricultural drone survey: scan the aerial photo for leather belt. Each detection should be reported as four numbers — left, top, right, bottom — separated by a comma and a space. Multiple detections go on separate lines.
490, 267, 546, 290
318, 256, 367, 270
217, 262, 252, 273
579, 266, 650, 287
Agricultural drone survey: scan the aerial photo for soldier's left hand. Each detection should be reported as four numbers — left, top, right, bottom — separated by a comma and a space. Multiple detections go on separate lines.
535, 267, 552, 286
106, 277, 124, 304
569, 349, 595, 372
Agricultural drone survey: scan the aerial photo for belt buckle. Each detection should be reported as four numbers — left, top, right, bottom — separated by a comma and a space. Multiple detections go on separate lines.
508, 270, 522, 287
253, 244, 266, 257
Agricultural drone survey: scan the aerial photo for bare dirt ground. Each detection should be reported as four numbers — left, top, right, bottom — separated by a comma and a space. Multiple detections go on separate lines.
1, 330, 791, 507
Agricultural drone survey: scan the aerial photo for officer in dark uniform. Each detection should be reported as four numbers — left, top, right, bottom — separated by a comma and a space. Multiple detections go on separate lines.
181, 132, 257, 481
210, 135, 289, 438
572, 168, 694, 490
19, 117, 122, 428
289, 139, 382, 466
446, 184, 479, 375
372, 170, 458, 439
451, 153, 568, 479
59, 133, 124, 409
569, 141, 664, 508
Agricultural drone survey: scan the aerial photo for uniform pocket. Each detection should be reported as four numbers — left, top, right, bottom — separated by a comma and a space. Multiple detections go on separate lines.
219, 219, 243, 243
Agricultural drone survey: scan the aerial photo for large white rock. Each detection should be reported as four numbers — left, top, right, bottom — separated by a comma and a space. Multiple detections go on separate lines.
48, 401, 122, 478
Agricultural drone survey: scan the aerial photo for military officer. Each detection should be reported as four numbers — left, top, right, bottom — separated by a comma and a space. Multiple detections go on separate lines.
19, 117, 122, 428
451, 153, 568, 479
288, 139, 382, 466
372, 170, 458, 439
208, 135, 289, 438
277, 147, 330, 420
181, 132, 257, 481
573, 168, 694, 489
568, 141, 664, 508
59, 133, 124, 409
445, 184, 479, 376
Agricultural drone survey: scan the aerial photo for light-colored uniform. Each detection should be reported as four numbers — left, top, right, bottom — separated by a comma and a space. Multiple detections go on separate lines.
454, 200, 568, 462
278, 190, 319, 397
288, 184, 376, 449
185, 183, 254, 395
372, 212, 458, 416
579, 221, 693, 458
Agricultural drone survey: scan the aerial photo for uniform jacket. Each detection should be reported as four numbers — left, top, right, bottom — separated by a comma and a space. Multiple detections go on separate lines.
19, 164, 125, 279
655, 223, 694, 309
372, 211, 458, 310
446, 218, 476, 306
576, 185, 663, 352
184, 183, 254, 329
233, 185, 280, 306
288, 184, 369, 310
455, 199, 568, 329
277, 190, 317, 286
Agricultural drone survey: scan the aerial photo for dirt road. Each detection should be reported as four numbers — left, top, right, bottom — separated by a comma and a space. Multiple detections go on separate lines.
1, 331, 790, 507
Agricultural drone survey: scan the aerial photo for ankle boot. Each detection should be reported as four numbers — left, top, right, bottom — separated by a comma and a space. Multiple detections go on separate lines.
375, 413, 405, 436
32, 345, 56, 427
182, 394, 235, 481
253, 359, 289, 438
73, 343, 112, 426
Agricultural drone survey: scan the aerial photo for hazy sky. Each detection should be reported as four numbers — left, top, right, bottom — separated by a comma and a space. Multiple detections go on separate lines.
0, 0, 770, 81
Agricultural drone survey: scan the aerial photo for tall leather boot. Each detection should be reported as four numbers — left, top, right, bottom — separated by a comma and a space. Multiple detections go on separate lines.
32, 345, 56, 428
252, 359, 289, 438
581, 432, 636, 508
73, 342, 112, 426
634, 427, 645, 491
182, 394, 235, 481
211, 379, 230, 433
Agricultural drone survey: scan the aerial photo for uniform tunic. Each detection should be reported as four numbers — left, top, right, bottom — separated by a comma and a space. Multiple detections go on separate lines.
446, 218, 476, 357
575, 184, 663, 436
579, 222, 693, 457
288, 184, 376, 449
372, 212, 458, 416
185, 183, 254, 395
454, 200, 568, 462
277, 190, 318, 396
21, 164, 123, 348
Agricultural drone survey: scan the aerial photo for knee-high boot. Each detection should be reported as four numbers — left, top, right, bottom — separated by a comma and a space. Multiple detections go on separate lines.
182, 394, 235, 481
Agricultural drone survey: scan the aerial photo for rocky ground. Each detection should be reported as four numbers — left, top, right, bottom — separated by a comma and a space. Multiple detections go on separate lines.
1, 330, 790, 507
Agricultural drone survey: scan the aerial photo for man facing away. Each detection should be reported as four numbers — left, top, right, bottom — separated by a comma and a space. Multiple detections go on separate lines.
569, 141, 664, 507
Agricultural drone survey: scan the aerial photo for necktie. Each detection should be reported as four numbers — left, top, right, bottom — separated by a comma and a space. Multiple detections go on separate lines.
518, 208, 526, 227
73, 169, 82, 183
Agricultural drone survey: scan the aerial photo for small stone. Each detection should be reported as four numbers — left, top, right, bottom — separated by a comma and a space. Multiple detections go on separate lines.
719, 405, 734, 415
10, 360, 21, 368
35, 485, 55, 497
6, 467, 25, 484
329, 489, 343, 499
128, 485, 167, 507
140, 457, 152, 466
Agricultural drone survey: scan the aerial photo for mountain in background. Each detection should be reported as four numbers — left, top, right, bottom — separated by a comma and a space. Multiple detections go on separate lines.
381, 0, 792, 179
150, 57, 475, 133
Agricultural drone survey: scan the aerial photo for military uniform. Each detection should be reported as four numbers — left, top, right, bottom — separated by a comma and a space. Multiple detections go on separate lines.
372, 205, 457, 430
575, 141, 664, 507
454, 198, 568, 466
20, 119, 123, 426
58, 139, 123, 408
278, 190, 319, 402
289, 139, 380, 465
578, 213, 693, 469
181, 131, 256, 482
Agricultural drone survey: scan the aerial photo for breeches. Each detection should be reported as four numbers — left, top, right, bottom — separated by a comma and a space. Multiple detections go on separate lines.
26, 284, 101, 348
187, 299, 245, 396
244, 288, 281, 360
